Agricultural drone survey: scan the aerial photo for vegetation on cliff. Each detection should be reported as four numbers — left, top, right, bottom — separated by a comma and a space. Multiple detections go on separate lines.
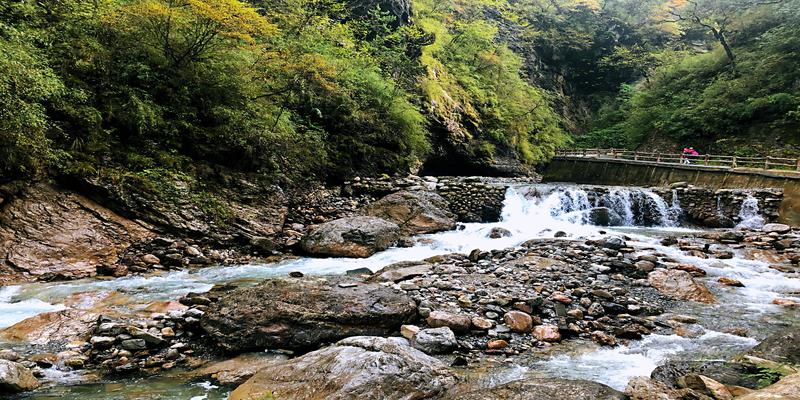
2, 0, 798, 189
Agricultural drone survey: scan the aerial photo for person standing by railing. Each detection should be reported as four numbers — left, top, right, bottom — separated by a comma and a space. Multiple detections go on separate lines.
682, 147, 699, 164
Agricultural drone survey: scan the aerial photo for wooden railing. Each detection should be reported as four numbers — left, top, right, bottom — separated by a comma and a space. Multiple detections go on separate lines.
555, 148, 800, 172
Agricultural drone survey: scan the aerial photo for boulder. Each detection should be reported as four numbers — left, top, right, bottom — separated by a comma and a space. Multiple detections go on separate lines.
625, 376, 703, 400
745, 327, 800, 365
761, 223, 791, 234
0, 183, 154, 284
191, 353, 287, 385
737, 373, 800, 400
228, 336, 457, 400
362, 191, 456, 235
1, 309, 99, 345
426, 311, 471, 334
201, 278, 417, 352
650, 360, 761, 389
0, 359, 39, 393
600, 236, 626, 250
488, 227, 512, 239
702, 215, 735, 229
452, 378, 625, 399
411, 327, 457, 354
368, 261, 433, 283
301, 216, 401, 258
648, 269, 716, 303
587, 207, 625, 226
532, 325, 562, 342
503, 311, 533, 333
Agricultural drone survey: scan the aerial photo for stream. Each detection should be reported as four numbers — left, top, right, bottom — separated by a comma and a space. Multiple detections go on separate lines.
2, 184, 799, 399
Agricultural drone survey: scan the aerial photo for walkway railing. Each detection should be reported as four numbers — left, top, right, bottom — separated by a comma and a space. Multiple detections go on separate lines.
555, 148, 800, 172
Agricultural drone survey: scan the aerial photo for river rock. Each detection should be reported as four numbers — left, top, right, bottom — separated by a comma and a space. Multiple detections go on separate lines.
426, 311, 471, 334
0, 309, 99, 345
532, 324, 561, 342
503, 311, 533, 333
192, 353, 287, 385
737, 373, 800, 400
368, 261, 433, 283
362, 191, 456, 235
411, 327, 458, 354
300, 216, 401, 258
588, 207, 625, 226
717, 277, 744, 287
228, 336, 457, 400
0, 360, 39, 393
625, 376, 702, 400
745, 327, 800, 365
647, 269, 716, 303
679, 374, 732, 400
651, 360, 761, 389
761, 223, 791, 234
201, 278, 417, 352
488, 227, 512, 239
452, 378, 625, 399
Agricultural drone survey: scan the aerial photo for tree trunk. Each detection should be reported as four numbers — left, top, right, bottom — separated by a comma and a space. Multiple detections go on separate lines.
711, 27, 736, 74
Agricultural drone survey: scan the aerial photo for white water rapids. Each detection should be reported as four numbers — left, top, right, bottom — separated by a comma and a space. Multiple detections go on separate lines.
1, 184, 798, 396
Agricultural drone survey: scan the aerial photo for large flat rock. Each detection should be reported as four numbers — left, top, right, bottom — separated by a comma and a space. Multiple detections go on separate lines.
201, 278, 418, 352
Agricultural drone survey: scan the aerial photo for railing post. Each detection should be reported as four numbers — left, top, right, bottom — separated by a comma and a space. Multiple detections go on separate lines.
704, 154, 709, 166
732, 156, 737, 168
656, 152, 661, 163
634, 152, 639, 161
796, 158, 800, 172
765, 157, 770, 170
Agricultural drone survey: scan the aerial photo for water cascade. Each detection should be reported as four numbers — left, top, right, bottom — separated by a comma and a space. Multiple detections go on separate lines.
512, 185, 682, 228
736, 194, 766, 229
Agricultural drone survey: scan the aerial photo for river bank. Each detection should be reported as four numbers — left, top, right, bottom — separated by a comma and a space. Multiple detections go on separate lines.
1, 178, 798, 399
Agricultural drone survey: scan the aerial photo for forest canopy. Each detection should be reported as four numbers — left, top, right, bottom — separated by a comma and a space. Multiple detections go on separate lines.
1, 0, 798, 185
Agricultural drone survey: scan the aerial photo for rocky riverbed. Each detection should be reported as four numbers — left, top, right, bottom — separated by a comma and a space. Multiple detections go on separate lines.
0, 178, 798, 399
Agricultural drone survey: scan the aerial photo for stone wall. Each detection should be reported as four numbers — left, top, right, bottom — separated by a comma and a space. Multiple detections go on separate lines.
657, 187, 782, 227
343, 176, 538, 223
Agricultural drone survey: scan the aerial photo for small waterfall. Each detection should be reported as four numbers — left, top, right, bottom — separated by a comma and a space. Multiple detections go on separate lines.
736, 194, 765, 229
511, 185, 681, 228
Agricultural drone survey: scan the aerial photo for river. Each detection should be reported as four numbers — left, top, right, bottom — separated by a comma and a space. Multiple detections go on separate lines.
2, 184, 798, 399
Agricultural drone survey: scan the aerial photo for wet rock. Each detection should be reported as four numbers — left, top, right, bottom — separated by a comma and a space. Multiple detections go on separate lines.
737, 373, 800, 400
90, 336, 116, 349
0, 360, 40, 393
648, 269, 716, 303
362, 191, 456, 235
488, 227, 512, 239
201, 278, 417, 352
717, 277, 744, 287
745, 327, 800, 365
503, 311, 533, 333
599, 236, 626, 250
192, 353, 287, 385
588, 207, 625, 227
532, 325, 561, 342
487, 339, 508, 350
411, 327, 458, 354
426, 311, 471, 334
368, 261, 433, 283
651, 360, 761, 389
300, 216, 401, 258
591, 331, 617, 346
453, 378, 625, 399
228, 336, 457, 400
679, 374, 732, 400
121, 339, 147, 351
0, 309, 99, 345
625, 376, 702, 400
471, 317, 493, 330
761, 223, 791, 234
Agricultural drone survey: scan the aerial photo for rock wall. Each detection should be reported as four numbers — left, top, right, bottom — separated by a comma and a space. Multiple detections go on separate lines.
0, 182, 154, 284
659, 186, 783, 227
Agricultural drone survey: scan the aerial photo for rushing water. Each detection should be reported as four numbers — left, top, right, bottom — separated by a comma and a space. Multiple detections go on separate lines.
2, 183, 797, 398
736, 194, 766, 229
